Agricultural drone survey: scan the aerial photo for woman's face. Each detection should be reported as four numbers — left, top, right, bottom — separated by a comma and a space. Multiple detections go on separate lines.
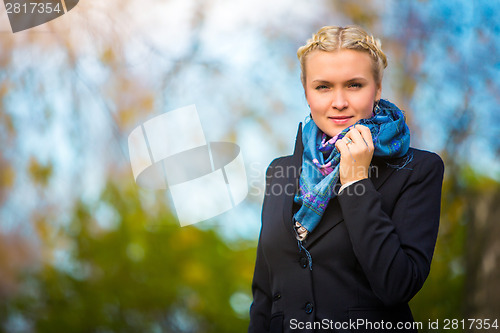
304, 49, 381, 137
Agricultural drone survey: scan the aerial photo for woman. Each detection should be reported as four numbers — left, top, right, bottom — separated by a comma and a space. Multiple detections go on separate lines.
248, 26, 444, 333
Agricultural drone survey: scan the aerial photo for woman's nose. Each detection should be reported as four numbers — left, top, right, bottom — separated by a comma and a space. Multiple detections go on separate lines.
331, 90, 348, 110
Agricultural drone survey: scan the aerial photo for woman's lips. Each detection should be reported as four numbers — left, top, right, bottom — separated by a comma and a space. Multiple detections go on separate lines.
329, 116, 353, 125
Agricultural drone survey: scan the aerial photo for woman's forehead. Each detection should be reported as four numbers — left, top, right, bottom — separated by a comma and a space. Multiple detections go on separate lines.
306, 50, 375, 81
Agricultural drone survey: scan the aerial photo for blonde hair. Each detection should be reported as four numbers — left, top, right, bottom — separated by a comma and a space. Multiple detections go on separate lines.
297, 25, 388, 87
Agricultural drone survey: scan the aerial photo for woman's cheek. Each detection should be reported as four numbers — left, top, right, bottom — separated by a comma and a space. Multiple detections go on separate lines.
310, 95, 329, 110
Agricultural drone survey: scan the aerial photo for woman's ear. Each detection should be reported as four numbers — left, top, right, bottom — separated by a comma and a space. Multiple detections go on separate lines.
375, 83, 382, 101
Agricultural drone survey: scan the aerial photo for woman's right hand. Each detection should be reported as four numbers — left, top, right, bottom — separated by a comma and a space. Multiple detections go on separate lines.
335, 125, 374, 185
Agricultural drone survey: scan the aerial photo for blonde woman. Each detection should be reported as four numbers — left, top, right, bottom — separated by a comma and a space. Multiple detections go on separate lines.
249, 25, 444, 333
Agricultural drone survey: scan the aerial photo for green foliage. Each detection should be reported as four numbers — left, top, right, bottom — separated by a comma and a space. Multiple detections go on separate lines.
410, 166, 500, 330
1, 182, 255, 332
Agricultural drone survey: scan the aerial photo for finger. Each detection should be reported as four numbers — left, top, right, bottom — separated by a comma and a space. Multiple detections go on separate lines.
355, 125, 374, 150
342, 135, 354, 147
335, 138, 349, 156
341, 136, 355, 152
347, 127, 365, 146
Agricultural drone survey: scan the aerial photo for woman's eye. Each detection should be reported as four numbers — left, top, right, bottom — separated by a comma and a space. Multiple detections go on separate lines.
315, 85, 328, 90
348, 83, 362, 88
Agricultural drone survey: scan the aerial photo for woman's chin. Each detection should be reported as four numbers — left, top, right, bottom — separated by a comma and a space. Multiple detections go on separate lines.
316, 119, 356, 137
326, 124, 354, 137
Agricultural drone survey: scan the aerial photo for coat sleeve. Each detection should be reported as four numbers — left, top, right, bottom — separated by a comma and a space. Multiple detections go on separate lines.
337, 152, 445, 306
248, 160, 280, 333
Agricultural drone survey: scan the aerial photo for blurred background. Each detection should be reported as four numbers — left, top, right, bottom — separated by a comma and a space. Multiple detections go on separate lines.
0, 0, 499, 332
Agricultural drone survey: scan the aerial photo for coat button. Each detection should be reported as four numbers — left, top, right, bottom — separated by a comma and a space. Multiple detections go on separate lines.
304, 302, 313, 314
273, 293, 281, 301
299, 256, 308, 269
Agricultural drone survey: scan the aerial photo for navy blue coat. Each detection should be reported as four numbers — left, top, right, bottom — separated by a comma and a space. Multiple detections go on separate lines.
249, 123, 445, 333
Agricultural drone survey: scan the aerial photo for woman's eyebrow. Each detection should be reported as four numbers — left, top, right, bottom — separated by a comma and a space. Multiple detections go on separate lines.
311, 77, 369, 84
346, 77, 368, 83
311, 79, 331, 84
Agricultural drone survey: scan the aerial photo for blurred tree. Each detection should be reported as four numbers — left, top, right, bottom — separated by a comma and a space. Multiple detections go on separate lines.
1, 179, 255, 332
461, 170, 500, 322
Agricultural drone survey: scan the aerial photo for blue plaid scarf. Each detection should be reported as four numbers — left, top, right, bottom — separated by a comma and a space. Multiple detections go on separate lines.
293, 99, 411, 235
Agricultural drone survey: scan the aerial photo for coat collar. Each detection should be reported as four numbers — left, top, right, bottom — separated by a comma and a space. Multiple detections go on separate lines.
281, 122, 399, 247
